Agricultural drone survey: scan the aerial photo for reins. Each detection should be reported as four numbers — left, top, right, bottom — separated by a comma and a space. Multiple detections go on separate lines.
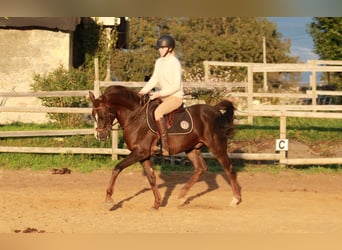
115, 98, 151, 130
94, 97, 151, 132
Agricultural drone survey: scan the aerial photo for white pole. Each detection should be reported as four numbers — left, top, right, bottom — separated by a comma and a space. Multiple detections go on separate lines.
263, 36, 268, 92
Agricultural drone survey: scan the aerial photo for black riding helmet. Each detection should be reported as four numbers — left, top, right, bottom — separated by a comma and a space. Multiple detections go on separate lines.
155, 35, 176, 56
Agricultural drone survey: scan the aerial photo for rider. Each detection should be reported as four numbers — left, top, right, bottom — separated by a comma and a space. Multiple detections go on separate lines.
138, 34, 184, 156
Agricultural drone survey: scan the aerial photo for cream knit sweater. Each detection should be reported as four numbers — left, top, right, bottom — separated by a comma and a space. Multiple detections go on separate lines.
140, 54, 184, 98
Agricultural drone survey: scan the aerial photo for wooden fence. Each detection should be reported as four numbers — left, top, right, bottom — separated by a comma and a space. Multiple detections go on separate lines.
0, 59, 342, 165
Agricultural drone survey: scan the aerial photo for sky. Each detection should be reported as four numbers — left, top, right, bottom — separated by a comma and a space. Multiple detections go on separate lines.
268, 17, 320, 83
268, 17, 319, 62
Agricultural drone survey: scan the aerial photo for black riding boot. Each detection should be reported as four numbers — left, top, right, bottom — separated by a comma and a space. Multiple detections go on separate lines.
155, 117, 169, 156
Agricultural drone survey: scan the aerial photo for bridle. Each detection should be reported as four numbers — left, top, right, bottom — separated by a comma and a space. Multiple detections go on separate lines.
92, 98, 151, 132
92, 106, 117, 133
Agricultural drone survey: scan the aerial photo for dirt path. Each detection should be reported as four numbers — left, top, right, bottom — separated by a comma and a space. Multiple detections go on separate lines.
1, 168, 342, 234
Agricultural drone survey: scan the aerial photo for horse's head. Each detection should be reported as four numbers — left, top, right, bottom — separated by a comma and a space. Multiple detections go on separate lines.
89, 91, 116, 141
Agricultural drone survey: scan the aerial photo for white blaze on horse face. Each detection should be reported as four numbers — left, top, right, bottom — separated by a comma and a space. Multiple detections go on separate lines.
94, 112, 100, 140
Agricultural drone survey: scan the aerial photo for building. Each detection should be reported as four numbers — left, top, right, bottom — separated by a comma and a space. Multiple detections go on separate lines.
0, 17, 81, 123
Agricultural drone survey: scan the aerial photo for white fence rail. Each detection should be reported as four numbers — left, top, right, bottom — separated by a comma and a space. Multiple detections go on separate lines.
0, 59, 341, 165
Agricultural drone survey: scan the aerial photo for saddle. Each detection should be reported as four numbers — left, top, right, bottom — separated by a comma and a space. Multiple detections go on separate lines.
146, 99, 193, 135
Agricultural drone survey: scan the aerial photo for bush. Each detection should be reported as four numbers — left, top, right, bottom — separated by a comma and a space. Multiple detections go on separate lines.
31, 19, 113, 126
32, 65, 93, 126
190, 87, 227, 105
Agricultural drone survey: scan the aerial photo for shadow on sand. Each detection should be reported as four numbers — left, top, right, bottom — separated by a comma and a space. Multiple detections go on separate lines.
109, 155, 245, 211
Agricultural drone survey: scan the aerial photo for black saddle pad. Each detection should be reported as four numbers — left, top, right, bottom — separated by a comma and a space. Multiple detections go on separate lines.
146, 100, 193, 135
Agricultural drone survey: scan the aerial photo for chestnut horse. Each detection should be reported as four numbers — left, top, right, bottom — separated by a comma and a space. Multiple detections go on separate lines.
89, 85, 241, 209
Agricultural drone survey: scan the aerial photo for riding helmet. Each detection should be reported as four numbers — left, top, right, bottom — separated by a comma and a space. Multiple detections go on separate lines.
155, 35, 176, 50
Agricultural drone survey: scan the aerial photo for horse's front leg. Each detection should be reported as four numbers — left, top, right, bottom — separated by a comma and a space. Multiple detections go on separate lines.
141, 159, 162, 209
106, 150, 145, 205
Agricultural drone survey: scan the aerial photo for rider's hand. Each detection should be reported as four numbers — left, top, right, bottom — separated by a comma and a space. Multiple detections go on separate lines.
149, 92, 161, 100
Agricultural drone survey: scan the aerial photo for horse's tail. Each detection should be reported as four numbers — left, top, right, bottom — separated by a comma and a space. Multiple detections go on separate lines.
214, 100, 235, 138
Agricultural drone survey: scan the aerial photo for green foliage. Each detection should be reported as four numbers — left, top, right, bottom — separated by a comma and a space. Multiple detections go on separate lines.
308, 17, 342, 90
0, 153, 118, 172
32, 17, 301, 124
286, 117, 342, 145
235, 116, 342, 141
0, 122, 113, 172
32, 66, 93, 126
73, 17, 113, 79
0, 122, 92, 134
111, 17, 298, 89
190, 88, 227, 105
111, 48, 156, 81
308, 17, 342, 61
32, 18, 114, 126
1, 119, 342, 172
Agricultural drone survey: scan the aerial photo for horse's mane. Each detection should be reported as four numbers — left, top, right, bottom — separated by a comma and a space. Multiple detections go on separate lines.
103, 85, 141, 106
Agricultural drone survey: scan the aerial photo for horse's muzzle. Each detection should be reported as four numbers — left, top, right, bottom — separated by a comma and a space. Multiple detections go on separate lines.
95, 127, 111, 141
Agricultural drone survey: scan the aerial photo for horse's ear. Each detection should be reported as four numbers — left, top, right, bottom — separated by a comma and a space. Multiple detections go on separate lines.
100, 95, 107, 103
89, 91, 95, 103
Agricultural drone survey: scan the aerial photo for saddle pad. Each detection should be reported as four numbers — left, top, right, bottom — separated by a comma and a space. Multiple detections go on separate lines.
146, 102, 193, 135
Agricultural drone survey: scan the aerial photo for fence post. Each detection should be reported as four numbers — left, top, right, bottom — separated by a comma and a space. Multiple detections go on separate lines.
111, 126, 118, 160
203, 61, 209, 83
311, 71, 317, 112
94, 58, 100, 97
93, 58, 100, 139
247, 65, 253, 124
279, 111, 287, 164
309, 60, 317, 112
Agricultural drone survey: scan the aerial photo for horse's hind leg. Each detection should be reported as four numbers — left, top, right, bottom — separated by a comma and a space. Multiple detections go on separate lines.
223, 161, 241, 206
141, 159, 162, 209
178, 149, 208, 204
211, 147, 241, 206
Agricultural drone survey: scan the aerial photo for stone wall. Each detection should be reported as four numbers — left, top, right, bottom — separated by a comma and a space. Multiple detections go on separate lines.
0, 29, 71, 123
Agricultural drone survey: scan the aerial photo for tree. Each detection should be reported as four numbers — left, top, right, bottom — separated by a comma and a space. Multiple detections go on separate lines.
308, 17, 342, 60
111, 17, 298, 89
308, 17, 342, 90
32, 18, 110, 126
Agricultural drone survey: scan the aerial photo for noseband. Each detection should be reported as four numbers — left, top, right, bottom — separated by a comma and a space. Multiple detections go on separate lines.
92, 106, 117, 132
92, 97, 151, 132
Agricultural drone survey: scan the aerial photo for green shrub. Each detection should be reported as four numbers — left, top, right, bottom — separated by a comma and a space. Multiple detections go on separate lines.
31, 19, 112, 126
190, 87, 227, 105
32, 65, 93, 126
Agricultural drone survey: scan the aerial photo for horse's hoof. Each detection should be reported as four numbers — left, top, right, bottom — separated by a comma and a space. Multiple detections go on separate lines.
178, 197, 189, 207
105, 202, 113, 209
151, 202, 161, 210
105, 198, 114, 209
230, 197, 241, 207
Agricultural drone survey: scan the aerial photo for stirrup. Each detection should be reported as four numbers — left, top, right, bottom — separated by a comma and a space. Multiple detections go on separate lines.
152, 141, 169, 156
161, 148, 169, 156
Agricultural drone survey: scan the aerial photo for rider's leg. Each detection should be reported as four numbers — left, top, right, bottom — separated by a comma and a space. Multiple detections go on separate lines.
155, 116, 169, 156
154, 96, 183, 156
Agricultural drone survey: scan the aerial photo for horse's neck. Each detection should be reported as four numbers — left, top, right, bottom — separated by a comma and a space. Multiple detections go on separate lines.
111, 101, 142, 128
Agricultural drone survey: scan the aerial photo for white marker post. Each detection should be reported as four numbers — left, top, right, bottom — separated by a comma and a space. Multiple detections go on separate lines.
276, 139, 289, 151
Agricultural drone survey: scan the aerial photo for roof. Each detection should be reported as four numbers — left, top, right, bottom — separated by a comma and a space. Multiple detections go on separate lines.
0, 17, 81, 31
